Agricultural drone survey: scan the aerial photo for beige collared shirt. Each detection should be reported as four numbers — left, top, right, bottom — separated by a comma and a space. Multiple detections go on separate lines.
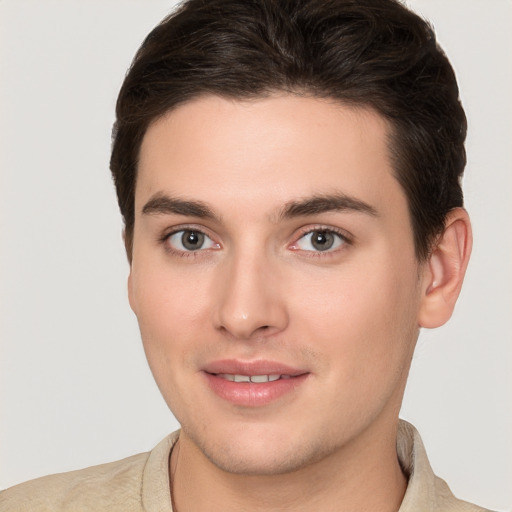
0, 420, 492, 511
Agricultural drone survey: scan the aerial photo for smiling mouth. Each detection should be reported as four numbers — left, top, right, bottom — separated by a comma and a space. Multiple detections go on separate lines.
214, 373, 293, 383
204, 366, 309, 406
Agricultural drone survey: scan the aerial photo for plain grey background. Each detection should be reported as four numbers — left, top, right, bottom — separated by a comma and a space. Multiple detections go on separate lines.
1, 1, 511, 510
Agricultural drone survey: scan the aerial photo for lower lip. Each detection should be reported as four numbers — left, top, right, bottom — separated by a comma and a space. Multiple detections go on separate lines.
204, 373, 309, 407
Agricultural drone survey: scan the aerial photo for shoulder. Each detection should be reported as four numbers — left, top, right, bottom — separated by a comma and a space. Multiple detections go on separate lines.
431, 474, 496, 512
397, 421, 495, 512
0, 451, 150, 512
0, 431, 178, 512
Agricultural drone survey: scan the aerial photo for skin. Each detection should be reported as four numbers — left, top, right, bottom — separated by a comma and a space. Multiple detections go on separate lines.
128, 94, 471, 512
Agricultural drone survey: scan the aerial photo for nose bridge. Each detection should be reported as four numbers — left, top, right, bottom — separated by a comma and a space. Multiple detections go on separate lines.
214, 242, 287, 339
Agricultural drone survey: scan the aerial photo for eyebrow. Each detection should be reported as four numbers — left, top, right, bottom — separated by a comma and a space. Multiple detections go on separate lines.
279, 193, 378, 220
141, 191, 378, 222
142, 193, 217, 220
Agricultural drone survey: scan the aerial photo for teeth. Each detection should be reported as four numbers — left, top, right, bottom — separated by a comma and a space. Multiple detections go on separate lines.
249, 375, 268, 383
217, 374, 236, 381
217, 374, 285, 383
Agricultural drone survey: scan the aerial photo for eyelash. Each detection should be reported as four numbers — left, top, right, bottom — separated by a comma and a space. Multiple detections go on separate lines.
159, 225, 219, 258
290, 225, 352, 256
158, 225, 352, 258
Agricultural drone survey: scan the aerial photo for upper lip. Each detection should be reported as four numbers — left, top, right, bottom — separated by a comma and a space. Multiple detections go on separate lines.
203, 359, 307, 377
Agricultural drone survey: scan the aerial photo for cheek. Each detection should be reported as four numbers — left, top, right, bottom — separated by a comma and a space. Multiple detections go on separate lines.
129, 264, 212, 380
290, 255, 420, 380
132, 261, 209, 330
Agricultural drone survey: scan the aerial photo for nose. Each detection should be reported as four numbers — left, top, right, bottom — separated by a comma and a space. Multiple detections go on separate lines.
213, 250, 289, 340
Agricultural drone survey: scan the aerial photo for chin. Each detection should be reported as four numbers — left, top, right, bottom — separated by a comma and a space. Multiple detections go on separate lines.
185, 422, 330, 476
203, 445, 311, 476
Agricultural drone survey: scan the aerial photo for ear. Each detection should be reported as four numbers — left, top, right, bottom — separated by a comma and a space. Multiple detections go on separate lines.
418, 208, 472, 328
123, 228, 137, 314
122, 228, 133, 264
127, 265, 137, 315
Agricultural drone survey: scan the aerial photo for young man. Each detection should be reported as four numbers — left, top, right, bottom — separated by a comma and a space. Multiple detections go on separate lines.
0, 0, 496, 511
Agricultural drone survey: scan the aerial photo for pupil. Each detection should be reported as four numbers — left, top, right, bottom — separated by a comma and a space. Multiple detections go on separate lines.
312, 231, 334, 251
182, 231, 204, 250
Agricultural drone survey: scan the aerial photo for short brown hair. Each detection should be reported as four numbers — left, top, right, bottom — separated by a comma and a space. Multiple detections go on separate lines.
111, 0, 467, 261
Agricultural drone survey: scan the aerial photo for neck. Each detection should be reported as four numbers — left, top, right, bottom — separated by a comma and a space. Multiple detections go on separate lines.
170, 419, 407, 512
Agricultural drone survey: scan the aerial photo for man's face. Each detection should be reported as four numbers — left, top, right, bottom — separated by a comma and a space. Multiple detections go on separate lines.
129, 95, 428, 475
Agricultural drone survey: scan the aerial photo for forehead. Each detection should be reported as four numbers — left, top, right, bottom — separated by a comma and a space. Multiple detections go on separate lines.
136, 94, 404, 219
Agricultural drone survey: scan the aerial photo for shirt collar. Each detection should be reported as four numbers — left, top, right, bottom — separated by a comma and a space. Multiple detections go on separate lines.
397, 419, 463, 511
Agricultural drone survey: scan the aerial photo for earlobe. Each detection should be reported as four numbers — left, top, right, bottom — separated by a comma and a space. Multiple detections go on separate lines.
418, 208, 472, 329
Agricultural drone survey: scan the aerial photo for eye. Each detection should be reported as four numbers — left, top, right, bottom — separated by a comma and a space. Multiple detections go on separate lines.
293, 229, 346, 252
166, 229, 218, 252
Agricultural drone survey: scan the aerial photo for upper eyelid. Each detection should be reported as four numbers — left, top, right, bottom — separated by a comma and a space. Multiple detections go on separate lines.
293, 224, 353, 243
160, 223, 216, 241
162, 227, 220, 256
